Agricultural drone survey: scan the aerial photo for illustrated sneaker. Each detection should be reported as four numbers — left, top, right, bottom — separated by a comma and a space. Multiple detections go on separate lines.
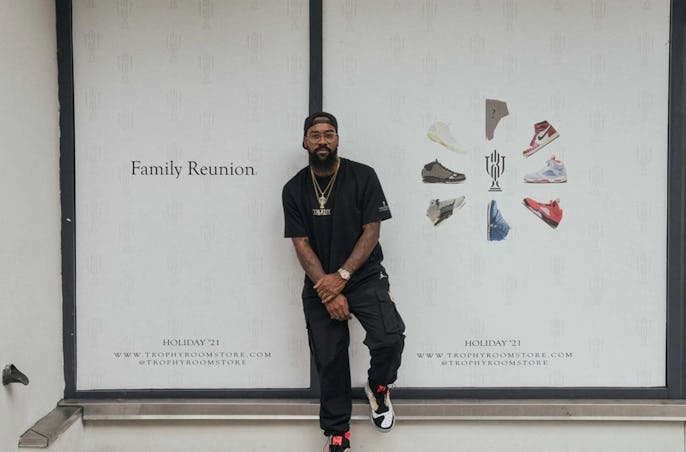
487, 200, 510, 241
523, 156, 567, 183
523, 197, 563, 228
427, 121, 465, 153
364, 381, 395, 432
422, 159, 466, 183
522, 120, 559, 157
324, 432, 351, 452
426, 196, 466, 226
485, 99, 509, 140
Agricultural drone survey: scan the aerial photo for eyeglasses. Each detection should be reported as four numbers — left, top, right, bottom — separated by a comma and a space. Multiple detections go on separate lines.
306, 132, 338, 142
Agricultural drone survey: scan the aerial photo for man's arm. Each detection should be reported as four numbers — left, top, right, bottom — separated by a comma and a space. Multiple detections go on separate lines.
314, 221, 381, 302
291, 236, 327, 284
291, 237, 351, 320
341, 221, 380, 274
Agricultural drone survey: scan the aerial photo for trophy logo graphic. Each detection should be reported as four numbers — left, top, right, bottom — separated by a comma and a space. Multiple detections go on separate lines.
84, 30, 99, 63
116, 0, 132, 29
199, 53, 215, 85
485, 149, 506, 192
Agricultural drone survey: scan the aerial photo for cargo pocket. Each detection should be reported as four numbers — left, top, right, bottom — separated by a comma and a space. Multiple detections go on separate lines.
376, 290, 405, 334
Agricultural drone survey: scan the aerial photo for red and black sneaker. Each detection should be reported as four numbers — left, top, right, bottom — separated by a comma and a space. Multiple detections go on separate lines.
325, 432, 351, 452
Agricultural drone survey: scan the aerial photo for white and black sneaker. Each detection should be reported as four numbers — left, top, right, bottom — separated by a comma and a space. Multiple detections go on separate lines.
364, 381, 395, 432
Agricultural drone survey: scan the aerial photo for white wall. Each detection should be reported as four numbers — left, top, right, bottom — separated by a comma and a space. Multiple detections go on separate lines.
0, 0, 63, 450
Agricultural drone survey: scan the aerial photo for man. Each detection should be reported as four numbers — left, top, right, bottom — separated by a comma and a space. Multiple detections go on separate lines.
282, 112, 406, 452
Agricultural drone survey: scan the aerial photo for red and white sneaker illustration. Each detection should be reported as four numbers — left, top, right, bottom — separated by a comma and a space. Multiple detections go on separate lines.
523, 197, 563, 228
522, 120, 559, 157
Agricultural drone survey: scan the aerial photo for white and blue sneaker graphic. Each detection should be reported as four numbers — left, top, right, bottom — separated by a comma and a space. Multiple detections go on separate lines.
364, 381, 395, 432
524, 156, 567, 183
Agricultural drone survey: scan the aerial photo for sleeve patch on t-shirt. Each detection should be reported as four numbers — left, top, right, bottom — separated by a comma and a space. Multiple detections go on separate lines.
378, 200, 390, 213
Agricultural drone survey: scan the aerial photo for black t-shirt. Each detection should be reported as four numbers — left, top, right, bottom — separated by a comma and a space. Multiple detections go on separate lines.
282, 158, 392, 297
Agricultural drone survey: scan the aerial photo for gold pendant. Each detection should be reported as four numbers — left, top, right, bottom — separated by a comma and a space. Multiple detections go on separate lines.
312, 208, 331, 216
318, 196, 327, 209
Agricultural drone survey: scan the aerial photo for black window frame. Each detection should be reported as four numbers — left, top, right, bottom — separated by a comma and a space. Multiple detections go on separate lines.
58, 0, 686, 400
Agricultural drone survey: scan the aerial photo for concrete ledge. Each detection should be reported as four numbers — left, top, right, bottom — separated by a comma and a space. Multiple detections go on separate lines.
18, 406, 81, 448
59, 399, 686, 422
21, 399, 686, 448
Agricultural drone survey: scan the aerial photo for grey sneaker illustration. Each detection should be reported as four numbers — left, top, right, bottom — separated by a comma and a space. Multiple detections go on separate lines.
487, 200, 510, 241
427, 196, 466, 226
422, 159, 466, 183
485, 99, 509, 140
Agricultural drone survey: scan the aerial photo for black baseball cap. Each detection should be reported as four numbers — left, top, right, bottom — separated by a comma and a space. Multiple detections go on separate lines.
303, 112, 338, 134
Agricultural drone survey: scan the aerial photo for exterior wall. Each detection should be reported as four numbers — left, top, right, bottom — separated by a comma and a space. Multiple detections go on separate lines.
0, 0, 63, 450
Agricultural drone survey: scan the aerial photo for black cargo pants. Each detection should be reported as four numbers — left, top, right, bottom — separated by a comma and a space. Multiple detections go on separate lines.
302, 279, 406, 435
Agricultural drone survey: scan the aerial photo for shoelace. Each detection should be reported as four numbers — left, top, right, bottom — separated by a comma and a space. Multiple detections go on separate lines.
433, 160, 449, 171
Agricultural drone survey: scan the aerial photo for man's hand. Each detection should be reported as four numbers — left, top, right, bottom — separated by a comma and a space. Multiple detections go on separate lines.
314, 273, 347, 303
324, 294, 351, 321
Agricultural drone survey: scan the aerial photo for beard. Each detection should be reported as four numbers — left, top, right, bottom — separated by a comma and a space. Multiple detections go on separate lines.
308, 145, 338, 171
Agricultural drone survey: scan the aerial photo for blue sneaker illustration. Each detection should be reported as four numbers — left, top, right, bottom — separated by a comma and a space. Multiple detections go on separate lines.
487, 200, 510, 241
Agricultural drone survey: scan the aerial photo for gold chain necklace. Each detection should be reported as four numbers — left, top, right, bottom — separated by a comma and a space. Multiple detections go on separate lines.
310, 161, 340, 209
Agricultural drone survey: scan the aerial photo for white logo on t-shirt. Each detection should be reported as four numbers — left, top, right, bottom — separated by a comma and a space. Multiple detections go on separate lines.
378, 201, 390, 212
